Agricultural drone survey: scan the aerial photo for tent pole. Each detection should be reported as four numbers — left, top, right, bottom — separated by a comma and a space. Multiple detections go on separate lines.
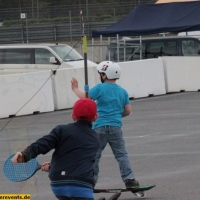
123, 37, 126, 62
100, 35, 103, 61
117, 34, 119, 62
108, 37, 110, 61
92, 38, 94, 62
140, 36, 142, 60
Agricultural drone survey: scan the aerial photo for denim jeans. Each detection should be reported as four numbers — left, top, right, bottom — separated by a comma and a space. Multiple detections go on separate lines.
51, 185, 94, 200
93, 126, 134, 183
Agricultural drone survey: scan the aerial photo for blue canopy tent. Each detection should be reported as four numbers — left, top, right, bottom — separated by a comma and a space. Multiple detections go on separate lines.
92, 1, 200, 37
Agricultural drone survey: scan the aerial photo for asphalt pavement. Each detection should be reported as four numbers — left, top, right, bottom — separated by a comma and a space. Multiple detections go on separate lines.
0, 92, 200, 200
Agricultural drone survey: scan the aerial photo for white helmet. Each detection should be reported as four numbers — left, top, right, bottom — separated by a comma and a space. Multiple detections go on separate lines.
96, 61, 121, 79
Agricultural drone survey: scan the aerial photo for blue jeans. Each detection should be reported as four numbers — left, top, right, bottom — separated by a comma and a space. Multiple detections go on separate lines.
93, 126, 134, 183
51, 185, 94, 200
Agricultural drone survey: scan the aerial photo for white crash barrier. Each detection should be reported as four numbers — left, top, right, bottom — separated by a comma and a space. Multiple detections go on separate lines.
161, 57, 200, 93
0, 71, 54, 119
117, 58, 166, 98
52, 66, 99, 110
3, 56, 200, 119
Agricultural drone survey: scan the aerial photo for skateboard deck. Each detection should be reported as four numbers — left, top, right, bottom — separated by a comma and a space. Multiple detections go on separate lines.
95, 185, 155, 199
94, 185, 155, 193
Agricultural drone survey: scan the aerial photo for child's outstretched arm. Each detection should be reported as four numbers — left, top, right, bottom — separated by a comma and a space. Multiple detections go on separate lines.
71, 78, 90, 98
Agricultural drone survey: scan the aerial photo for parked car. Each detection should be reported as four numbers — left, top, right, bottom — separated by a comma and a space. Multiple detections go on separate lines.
0, 43, 97, 75
106, 36, 200, 62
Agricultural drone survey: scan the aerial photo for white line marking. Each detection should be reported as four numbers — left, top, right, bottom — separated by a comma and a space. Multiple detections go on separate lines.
123, 132, 200, 139
123, 132, 162, 139
102, 151, 200, 157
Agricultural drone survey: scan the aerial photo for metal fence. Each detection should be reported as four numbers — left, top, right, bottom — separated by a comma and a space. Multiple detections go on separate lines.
0, 1, 157, 44
0, 21, 117, 44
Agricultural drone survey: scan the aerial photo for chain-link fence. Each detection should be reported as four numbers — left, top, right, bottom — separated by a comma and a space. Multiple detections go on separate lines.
0, 1, 156, 25
0, 1, 157, 44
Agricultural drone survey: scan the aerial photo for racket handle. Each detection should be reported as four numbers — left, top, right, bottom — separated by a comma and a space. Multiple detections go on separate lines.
37, 164, 42, 171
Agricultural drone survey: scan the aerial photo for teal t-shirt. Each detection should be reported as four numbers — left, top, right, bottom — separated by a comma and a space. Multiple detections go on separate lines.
89, 82, 130, 129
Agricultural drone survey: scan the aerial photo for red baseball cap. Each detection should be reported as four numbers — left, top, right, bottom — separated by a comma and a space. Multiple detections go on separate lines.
73, 98, 97, 121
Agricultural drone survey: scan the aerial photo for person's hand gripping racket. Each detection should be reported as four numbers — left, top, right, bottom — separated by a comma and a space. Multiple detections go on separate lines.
12, 153, 50, 172
12, 152, 24, 163
41, 162, 51, 172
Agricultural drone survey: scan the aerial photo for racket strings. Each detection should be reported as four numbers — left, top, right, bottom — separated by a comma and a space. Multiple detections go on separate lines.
4, 154, 38, 182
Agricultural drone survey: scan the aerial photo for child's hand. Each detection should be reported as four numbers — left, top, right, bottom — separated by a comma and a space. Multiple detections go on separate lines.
71, 78, 86, 98
71, 78, 78, 90
41, 162, 51, 172
12, 152, 24, 163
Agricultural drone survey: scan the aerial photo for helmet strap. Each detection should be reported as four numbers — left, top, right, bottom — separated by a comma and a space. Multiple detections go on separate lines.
99, 73, 107, 83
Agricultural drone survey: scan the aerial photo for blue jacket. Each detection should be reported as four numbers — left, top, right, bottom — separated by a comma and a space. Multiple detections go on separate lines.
22, 120, 100, 189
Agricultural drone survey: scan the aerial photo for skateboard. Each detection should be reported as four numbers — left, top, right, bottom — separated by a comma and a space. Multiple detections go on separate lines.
94, 185, 155, 200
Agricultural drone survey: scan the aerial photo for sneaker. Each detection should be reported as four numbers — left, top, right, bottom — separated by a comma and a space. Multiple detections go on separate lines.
125, 179, 140, 188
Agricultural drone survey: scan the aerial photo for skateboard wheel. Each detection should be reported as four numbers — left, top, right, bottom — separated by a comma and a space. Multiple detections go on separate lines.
134, 191, 146, 198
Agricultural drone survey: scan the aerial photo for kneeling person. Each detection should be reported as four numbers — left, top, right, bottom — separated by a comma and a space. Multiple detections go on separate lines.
12, 98, 100, 200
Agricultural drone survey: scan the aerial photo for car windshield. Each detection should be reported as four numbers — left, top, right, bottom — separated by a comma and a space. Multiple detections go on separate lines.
50, 45, 83, 62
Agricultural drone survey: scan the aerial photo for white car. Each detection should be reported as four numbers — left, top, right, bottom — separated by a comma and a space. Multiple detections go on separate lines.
0, 43, 97, 75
